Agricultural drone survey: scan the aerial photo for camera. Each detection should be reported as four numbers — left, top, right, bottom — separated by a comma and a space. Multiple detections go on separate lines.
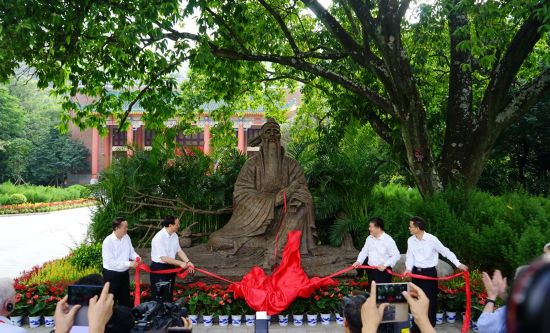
375, 283, 409, 324
130, 282, 188, 333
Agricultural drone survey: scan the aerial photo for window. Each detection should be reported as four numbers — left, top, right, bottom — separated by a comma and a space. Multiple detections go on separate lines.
112, 128, 128, 146
177, 132, 204, 146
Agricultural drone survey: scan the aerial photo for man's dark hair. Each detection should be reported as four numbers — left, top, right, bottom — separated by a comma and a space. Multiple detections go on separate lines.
75, 274, 103, 286
368, 217, 384, 231
342, 295, 366, 333
162, 215, 177, 228
112, 217, 126, 231
410, 216, 426, 230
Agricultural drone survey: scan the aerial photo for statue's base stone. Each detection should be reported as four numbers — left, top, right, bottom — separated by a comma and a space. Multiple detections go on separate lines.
134, 244, 359, 285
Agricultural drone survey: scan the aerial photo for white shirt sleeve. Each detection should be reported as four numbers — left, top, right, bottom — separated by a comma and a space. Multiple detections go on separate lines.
405, 238, 414, 271
356, 238, 369, 264
433, 236, 461, 267
385, 237, 401, 268
102, 237, 130, 270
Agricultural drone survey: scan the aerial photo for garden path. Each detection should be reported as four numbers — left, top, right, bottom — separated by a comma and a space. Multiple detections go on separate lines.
0, 207, 93, 278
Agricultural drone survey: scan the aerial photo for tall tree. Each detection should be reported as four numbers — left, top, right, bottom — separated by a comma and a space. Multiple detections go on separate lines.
0, 0, 548, 195
26, 129, 89, 185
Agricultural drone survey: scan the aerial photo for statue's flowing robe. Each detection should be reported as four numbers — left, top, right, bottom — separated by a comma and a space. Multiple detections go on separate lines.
209, 152, 316, 254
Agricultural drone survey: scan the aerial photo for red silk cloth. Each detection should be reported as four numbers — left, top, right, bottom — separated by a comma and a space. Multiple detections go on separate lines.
228, 230, 338, 315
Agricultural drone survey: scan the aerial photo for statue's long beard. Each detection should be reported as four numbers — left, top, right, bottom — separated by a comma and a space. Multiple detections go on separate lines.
262, 141, 281, 192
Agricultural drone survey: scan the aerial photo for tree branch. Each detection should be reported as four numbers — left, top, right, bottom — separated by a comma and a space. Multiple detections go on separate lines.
118, 59, 187, 130
258, 0, 300, 54
204, 7, 249, 51
211, 47, 394, 114
480, 10, 545, 120
495, 67, 550, 130
300, 0, 364, 56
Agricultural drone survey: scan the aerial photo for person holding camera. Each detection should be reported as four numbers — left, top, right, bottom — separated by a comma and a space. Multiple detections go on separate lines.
361, 281, 436, 333
352, 217, 400, 284
150, 216, 195, 299
102, 218, 140, 307
404, 216, 468, 333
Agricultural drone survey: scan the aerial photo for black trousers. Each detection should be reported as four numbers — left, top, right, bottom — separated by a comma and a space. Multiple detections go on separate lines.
366, 266, 393, 284
150, 261, 176, 301
411, 266, 438, 333
103, 268, 131, 307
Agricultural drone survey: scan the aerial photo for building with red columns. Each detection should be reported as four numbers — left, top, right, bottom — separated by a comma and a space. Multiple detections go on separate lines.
68, 92, 300, 184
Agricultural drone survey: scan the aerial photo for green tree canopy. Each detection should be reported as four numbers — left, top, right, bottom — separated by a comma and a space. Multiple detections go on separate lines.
1, 0, 548, 195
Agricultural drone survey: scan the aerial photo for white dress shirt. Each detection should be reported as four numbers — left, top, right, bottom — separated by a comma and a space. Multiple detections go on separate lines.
0, 316, 27, 333
102, 233, 139, 272
356, 232, 401, 267
405, 232, 461, 271
151, 228, 182, 263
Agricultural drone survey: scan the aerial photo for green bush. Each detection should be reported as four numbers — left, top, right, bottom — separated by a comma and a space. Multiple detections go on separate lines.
0, 181, 89, 203
8, 193, 27, 204
68, 242, 103, 270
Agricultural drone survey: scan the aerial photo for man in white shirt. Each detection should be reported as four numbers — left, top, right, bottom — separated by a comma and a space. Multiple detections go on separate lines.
102, 218, 140, 307
0, 278, 27, 333
404, 216, 468, 333
352, 217, 400, 283
150, 216, 194, 300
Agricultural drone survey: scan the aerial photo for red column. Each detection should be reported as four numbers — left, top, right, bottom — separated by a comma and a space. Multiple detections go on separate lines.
127, 128, 134, 157
136, 126, 145, 149
237, 122, 245, 153
103, 127, 111, 170
203, 122, 211, 155
91, 128, 99, 182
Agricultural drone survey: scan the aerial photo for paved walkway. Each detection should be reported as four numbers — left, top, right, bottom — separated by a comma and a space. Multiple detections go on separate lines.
0, 207, 93, 278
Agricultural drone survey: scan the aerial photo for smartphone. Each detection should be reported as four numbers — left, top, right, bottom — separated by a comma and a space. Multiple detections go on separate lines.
376, 282, 408, 303
68, 284, 103, 305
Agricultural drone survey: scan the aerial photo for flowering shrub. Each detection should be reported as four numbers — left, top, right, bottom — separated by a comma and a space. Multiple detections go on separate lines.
0, 199, 95, 214
12, 280, 66, 317
20, 258, 100, 285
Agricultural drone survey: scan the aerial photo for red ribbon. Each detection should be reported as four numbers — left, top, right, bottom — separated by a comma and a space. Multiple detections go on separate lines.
133, 260, 471, 332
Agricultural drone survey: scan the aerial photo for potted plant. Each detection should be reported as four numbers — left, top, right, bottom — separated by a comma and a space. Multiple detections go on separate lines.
278, 307, 290, 326
230, 297, 247, 326
10, 294, 28, 327
305, 296, 319, 326
289, 297, 306, 326
212, 290, 231, 326
242, 301, 255, 327
28, 296, 45, 328
42, 295, 59, 328
327, 284, 345, 325
443, 291, 465, 323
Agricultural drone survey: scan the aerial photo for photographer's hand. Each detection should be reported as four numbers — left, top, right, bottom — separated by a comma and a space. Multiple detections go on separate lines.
402, 283, 435, 333
361, 282, 388, 333
54, 295, 81, 333
88, 282, 114, 333
181, 316, 193, 328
